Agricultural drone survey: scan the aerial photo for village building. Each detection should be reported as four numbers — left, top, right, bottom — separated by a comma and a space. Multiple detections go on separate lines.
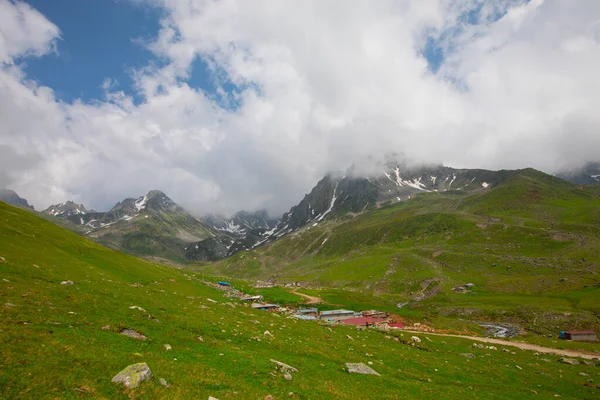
387, 322, 406, 329
241, 295, 263, 301
340, 317, 386, 327
293, 315, 317, 321
319, 309, 356, 321
297, 308, 319, 317
361, 310, 388, 318
251, 303, 280, 311
561, 330, 597, 342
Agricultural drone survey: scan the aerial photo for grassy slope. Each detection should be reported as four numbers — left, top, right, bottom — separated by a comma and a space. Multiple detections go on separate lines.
2, 201, 600, 399
87, 208, 213, 263
200, 170, 600, 335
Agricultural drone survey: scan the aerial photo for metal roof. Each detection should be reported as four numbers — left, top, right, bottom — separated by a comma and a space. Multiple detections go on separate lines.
297, 308, 318, 313
319, 309, 354, 316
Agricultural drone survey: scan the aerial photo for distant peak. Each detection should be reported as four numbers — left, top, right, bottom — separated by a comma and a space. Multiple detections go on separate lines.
146, 189, 167, 198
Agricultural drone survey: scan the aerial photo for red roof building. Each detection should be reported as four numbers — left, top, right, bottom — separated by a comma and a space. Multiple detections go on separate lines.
340, 317, 385, 327
387, 322, 406, 329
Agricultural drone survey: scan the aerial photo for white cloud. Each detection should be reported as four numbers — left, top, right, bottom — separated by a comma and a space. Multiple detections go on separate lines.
0, 0, 599, 215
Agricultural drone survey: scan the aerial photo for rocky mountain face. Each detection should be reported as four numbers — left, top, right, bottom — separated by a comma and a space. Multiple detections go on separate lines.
269, 163, 514, 240
0, 189, 34, 210
556, 162, 600, 185
43, 201, 92, 218
44, 190, 217, 261
185, 210, 279, 261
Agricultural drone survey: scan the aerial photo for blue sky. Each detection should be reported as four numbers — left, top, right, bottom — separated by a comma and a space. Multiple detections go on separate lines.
22, 0, 164, 102
22, 0, 450, 102
2, 0, 598, 214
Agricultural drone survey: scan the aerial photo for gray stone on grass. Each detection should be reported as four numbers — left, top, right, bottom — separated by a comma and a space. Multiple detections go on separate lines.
270, 359, 298, 373
60, 280, 73, 285
159, 377, 170, 387
558, 357, 579, 365
163, 344, 172, 351
460, 353, 475, 359
346, 362, 381, 376
120, 328, 146, 340
111, 363, 152, 388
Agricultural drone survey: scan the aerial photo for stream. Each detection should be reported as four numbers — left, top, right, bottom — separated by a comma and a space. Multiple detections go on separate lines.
479, 323, 519, 338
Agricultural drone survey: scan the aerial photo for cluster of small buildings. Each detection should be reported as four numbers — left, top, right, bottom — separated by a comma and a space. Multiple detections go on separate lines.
215, 280, 406, 329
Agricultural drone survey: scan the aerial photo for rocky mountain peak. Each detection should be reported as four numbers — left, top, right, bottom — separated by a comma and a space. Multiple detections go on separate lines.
43, 201, 91, 218
0, 189, 34, 210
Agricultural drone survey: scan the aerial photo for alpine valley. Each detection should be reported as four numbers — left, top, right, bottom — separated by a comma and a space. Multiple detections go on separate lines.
2, 161, 600, 399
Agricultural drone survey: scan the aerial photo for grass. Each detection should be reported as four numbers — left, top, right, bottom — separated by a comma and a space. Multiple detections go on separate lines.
2, 201, 600, 399
196, 169, 600, 337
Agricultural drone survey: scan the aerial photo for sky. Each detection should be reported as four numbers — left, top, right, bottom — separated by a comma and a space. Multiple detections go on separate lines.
1, 0, 599, 216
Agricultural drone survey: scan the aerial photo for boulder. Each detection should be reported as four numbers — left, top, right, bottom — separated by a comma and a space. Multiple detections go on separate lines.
411, 336, 421, 343
111, 363, 152, 388
159, 378, 170, 387
164, 344, 172, 351
460, 353, 475, 359
346, 362, 381, 376
60, 280, 73, 285
270, 359, 298, 373
558, 357, 579, 365
120, 328, 147, 340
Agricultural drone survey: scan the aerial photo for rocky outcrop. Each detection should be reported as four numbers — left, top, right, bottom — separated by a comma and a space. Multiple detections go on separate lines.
111, 363, 152, 388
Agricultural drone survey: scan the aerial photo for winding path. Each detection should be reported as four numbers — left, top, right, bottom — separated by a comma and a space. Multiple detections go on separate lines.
291, 289, 322, 304
403, 330, 600, 360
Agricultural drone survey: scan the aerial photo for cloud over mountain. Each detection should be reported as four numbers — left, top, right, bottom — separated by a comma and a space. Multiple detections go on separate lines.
1, 0, 599, 215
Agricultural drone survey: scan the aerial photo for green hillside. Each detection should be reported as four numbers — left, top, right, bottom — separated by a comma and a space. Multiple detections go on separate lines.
200, 169, 600, 335
2, 196, 600, 399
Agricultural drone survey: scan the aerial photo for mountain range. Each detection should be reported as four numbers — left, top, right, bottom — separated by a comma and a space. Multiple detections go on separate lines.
1, 161, 599, 264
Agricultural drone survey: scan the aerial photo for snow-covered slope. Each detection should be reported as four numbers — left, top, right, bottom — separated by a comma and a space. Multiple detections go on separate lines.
43, 201, 92, 218
267, 163, 514, 241
556, 162, 600, 185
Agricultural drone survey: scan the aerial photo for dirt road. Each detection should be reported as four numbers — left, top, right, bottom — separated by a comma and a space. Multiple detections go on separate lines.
291, 289, 322, 304
403, 330, 600, 360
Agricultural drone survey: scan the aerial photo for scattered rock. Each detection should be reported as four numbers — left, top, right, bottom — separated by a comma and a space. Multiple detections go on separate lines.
411, 336, 421, 343
250, 320, 260, 324
579, 372, 589, 377
460, 353, 475, 359
515, 365, 522, 370
0, 256, 5, 262
284, 372, 292, 381
472, 343, 484, 349
582, 361, 595, 366
196, 336, 204, 342
207, 298, 217, 303
129, 306, 146, 312
558, 357, 579, 365
130, 282, 143, 288
208, 397, 219, 400
111, 363, 152, 388
60, 280, 73, 286
346, 335, 354, 340
265, 396, 274, 400
346, 362, 381, 376
4, 303, 16, 307
101, 325, 111, 330
164, 344, 172, 351
264, 330, 273, 337
120, 328, 147, 340
270, 359, 298, 373
159, 378, 170, 387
